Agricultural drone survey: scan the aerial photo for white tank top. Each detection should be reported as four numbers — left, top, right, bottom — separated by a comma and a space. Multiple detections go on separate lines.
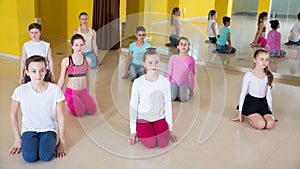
208, 19, 218, 38
77, 27, 93, 52
24, 40, 50, 69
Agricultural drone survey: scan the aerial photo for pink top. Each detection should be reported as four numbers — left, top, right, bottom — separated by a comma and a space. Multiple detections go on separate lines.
67, 55, 88, 77
167, 54, 195, 91
265, 30, 281, 54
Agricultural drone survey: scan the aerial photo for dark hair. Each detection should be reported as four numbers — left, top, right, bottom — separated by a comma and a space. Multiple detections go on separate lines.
28, 23, 41, 31
298, 12, 300, 19
270, 20, 279, 30
79, 12, 88, 18
177, 36, 190, 46
222, 16, 231, 25
171, 7, 180, 26
136, 26, 146, 33
253, 49, 273, 87
25, 55, 47, 71
258, 12, 268, 26
71, 34, 85, 45
208, 10, 217, 20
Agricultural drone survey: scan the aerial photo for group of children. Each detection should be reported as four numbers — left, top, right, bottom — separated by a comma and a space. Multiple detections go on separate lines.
10, 12, 98, 162
207, 10, 300, 57
123, 26, 195, 148
9, 8, 288, 163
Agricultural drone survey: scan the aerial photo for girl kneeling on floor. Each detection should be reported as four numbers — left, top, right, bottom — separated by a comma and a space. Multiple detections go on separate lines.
58, 34, 97, 116
231, 49, 276, 130
129, 49, 177, 148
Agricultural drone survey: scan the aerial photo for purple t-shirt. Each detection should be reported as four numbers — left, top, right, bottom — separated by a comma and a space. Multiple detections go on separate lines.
167, 54, 195, 90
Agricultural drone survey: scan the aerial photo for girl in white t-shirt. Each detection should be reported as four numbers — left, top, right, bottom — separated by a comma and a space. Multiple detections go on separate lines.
207, 10, 218, 44
128, 49, 177, 148
231, 49, 276, 130
285, 12, 300, 46
10, 56, 66, 162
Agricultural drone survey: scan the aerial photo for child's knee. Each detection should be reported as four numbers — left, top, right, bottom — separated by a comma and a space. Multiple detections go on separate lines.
23, 151, 38, 163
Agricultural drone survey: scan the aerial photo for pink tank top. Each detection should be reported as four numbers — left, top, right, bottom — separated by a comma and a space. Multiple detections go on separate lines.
67, 55, 88, 77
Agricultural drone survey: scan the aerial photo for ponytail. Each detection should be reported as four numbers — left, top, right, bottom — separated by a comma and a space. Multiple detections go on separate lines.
257, 12, 268, 26
208, 10, 217, 21
264, 66, 273, 88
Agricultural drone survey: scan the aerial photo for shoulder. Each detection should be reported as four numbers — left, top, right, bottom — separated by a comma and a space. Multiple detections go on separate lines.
159, 75, 169, 84
40, 41, 50, 46
144, 42, 151, 47
129, 42, 136, 48
244, 71, 252, 79
48, 83, 61, 91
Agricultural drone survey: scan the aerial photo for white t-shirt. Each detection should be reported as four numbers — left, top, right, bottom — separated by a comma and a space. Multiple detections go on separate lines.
11, 82, 65, 134
24, 40, 50, 58
130, 75, 173, 134
238, 71, 272, 112
208, 19, 218, 38
288, 22, 300, 42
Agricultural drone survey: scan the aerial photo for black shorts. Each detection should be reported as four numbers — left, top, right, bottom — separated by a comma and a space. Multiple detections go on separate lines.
241, 94, 272, 116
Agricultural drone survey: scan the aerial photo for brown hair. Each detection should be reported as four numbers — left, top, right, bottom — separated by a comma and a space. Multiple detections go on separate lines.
25, 55, 47, 71
28, 23, 41, 31
253, 49, 273, 87
71, 34, 85, 45
142, 49, 159, 73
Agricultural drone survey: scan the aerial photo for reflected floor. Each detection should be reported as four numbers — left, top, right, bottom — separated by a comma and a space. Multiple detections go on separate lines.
0, 37, 300, 168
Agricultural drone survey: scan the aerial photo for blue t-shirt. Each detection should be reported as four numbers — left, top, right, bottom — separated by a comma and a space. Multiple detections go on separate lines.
217, 26, 230, 46
128, 42, 151, 65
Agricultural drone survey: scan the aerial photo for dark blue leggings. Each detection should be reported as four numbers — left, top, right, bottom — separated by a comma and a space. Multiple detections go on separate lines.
22, 131, 56, 163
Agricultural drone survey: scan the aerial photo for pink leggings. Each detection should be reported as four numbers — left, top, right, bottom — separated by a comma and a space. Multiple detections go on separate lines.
65, 87, 97, 116
136, 118, 170, 148
257, 37, 267, 47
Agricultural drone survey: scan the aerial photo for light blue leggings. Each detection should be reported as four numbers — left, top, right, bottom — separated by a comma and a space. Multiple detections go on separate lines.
83, 51, 97, 69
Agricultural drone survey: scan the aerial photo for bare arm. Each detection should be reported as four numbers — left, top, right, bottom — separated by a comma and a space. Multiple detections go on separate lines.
57, 58, 68, 89
73, 29, 78, 35
9, 100, 22, 155
227, 32, 232, 48
122, 51, 132, 79
252, 23, 264, 43
56, 101, 67, 158
47, 47, 55, 82
211, 22, 218, 39
92, 30, 99, 64
19, 46, 27, 84
86, 57, 92, 90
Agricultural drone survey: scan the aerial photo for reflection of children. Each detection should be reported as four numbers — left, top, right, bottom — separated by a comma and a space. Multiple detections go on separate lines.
58, 34, 97, 116
231, 49, 275, 130
73, 12, 100, 69
265, 20, 286, 57
166, 7, 182, 47
216, 17, 236, 54
167, 37, 195, 102
285, 12, 300, 46
207, 10, 218, 44
250, 12, 268, 47
10, 56, 66, 162
129, 50, 177, 148
122, 26, 151, 81
19, 23, 55, 84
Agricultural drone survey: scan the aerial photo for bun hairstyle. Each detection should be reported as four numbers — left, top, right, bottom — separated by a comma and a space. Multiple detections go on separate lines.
269, 20, 279, 30
208, 10, 217, 20
170, 7, 180, 26
257, 12, 268, 26
253, 49, 273, 87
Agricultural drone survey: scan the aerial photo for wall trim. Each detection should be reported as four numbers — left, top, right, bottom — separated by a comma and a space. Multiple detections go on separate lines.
0, 52, 20, 60
152, 16, 208, 26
